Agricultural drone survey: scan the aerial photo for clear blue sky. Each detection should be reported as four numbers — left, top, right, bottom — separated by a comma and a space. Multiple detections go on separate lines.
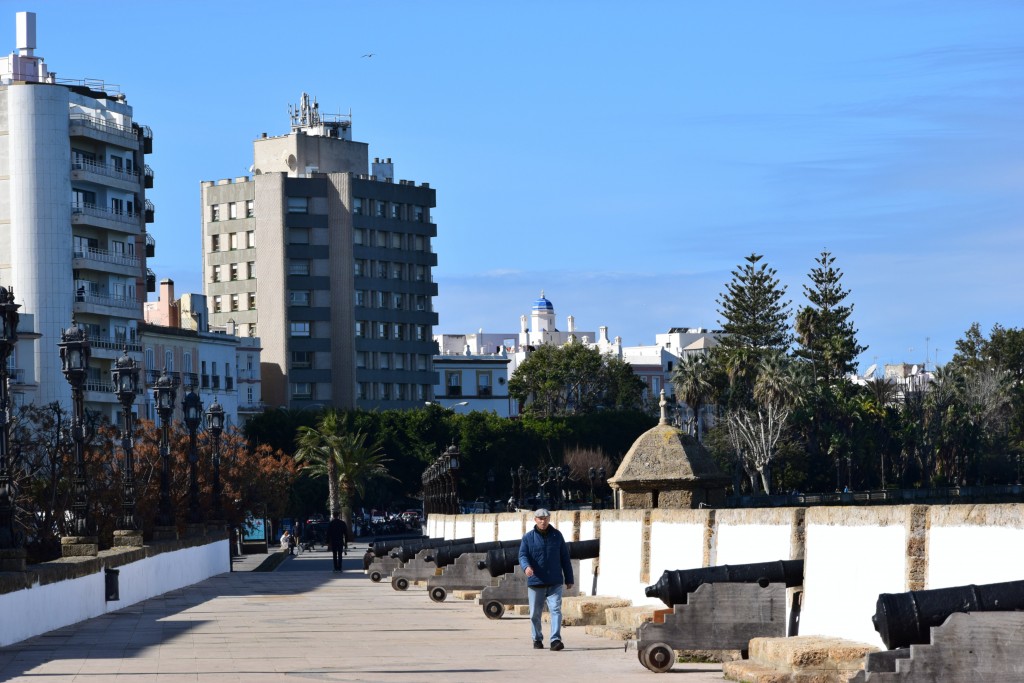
10, 1, 1023, 372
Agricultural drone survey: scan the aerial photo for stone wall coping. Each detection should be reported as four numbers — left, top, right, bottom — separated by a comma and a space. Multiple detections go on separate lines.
804, 504, 917, 527
929, 503, 1024, 528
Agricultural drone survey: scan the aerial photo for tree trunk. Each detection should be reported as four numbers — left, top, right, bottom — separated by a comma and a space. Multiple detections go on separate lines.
759, 464, 772, 495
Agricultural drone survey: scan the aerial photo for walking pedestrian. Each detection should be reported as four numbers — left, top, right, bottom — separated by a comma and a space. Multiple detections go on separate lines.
518, 508, 573, 651
327, 512, 349, 572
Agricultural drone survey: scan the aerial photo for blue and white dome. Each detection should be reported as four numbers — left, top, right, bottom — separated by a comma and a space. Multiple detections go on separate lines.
532, 290, 554, 312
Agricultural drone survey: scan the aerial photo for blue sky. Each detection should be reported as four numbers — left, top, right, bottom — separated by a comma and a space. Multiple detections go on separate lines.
9, 1, 1023, 372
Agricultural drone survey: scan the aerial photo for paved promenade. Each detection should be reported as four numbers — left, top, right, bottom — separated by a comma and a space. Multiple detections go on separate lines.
0, 544, 726, 682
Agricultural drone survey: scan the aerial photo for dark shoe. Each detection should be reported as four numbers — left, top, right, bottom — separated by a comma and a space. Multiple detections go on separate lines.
533, 640, 544, 650
550, 640, 564, 651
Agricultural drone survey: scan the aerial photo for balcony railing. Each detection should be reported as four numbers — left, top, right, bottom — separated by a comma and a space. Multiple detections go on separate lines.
74, 290, 138, 311
90, 338, 142, 353
238, 402, 267, 413
73, 246, 139, 269
145, 231, 155, 257
144, 164, 154, 188
85, 379, 114, 394
69, 113, 137, 142
71, 202, 138, 226
71, 158, 140, 184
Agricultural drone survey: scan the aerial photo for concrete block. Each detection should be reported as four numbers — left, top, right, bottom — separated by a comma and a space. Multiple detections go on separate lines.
452, 590, 480, 600
605, 605, 656, 630
724, 636, 876, 683
559, 596, 632, 626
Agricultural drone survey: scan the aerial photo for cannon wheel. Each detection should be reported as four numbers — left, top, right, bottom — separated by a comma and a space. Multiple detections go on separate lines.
393, 577, 410, 591
640, 642, 675, 673
429, 586, 447, 603
369, 570, 382, 583
483, 600, 505, 619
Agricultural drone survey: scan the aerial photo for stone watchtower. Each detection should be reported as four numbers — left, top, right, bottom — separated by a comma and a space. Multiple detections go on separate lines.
608, 390, 728, 509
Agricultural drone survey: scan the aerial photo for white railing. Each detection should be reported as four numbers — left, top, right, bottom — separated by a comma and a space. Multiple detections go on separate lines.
72, 246, 139, 269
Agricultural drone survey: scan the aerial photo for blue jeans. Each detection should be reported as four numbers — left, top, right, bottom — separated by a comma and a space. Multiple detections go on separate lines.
528, 585, 564, 643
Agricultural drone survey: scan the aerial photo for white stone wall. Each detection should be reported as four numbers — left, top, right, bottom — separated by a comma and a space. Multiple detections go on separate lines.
927, 505, 1024, 588
0, 540, 228, 648
454, 516, 474, 541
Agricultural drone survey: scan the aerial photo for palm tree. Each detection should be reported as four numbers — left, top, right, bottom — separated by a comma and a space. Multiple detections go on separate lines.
671, 353, 717, 441
294, 410, 395, 527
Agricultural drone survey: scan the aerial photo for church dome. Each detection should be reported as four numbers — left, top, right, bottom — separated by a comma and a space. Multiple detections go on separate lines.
532, 291, 554, 312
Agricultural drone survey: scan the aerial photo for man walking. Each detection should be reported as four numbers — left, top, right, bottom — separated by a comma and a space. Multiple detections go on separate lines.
519, 508, 574, 651
327, 512, 349, 572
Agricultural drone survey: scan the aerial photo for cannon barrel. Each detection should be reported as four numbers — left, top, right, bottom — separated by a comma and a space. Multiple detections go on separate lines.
371, 536, 432, 557
873, 579, 1024, 650
390, 536, 474, 563
645, 559, 803, 607
430, 540, 519, 568
479, 539, 601, 577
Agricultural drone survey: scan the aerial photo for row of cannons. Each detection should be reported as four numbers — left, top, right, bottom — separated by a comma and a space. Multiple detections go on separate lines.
364, 538, 1024, 676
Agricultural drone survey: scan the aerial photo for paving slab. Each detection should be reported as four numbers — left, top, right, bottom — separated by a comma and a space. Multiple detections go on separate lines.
0, 543, 726, 681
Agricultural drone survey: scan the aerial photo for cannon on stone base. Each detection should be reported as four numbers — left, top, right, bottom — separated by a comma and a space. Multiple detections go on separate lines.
475, 540, 598, 617
872, 579, 1024, 650
633, 559, 803, 673
390, 536, 474, 563
422, 541, 521, 602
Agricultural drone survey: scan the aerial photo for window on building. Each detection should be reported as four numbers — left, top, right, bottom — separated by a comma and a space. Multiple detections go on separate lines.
246, 354, 254, 372
393, 324, 404, 341
392, 293, 403, 310
357, 382, 368, 400
394, 353, 405, 370
211, 265, 221, 283
379, 353, 390, 370
228, 202, 237, 219
380, 383, 391, 400
247, 386, 254, 403
247, 261, 256, 279
289, 228, 310, 244
213, 296, 222, 312
415, 325, 427, 341
145, 347, 154, 370
377, 322, 388, 339
246, 200, 254, 218
211, 234, 220, 252
391, 203, 401, 220
287, 197, 309, 214
354, 229, 365, 245
376, 231, 387, 248
391, 263, 403, 280
111, 198, 124, 215
289, 291, 310, 306
416, 384, 426, 401
417, 355, 428, 371
355, 321, 364, 338
164, 350, 174, 372
229, 263, 239, 281
352, 197, 363, 215
446, 371, 462, 397
375, 291, 385, 309
413, 205, 424, 223
230, 233, 239, 250
477, 371, 492, 396
211, 205, 220, 222
354, 259, 365, 277
355, 290, 365, 306
375, 200, 387, 218
414, 235, 425, 252
415, 265, 426, 282
247, 230, 255, 247
248, 292, 256, 310
390, 233, 402, 249
291, 382, 312, 399
356, 351, 366, 369
184, 352, 193, 375
288, 260, 310, 276
290, 322, 310, 337
291, 351, 312, 368
230, 293, 239, 311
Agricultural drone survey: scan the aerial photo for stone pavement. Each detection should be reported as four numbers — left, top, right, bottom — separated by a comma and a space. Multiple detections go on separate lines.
0, 543, 727, 682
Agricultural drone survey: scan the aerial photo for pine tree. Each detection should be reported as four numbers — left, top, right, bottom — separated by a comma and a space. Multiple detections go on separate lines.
716, 253, 792, 355
794, 250, 866, 381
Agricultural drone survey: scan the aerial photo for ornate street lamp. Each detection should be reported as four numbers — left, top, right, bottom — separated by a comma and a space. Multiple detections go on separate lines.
445, 444, 461, 514
182, 388, 203, 526
206, 398, 225, 521
59, 318, 91, 538
152, 368, 177, 531
0, 286, 20, 556
111, 347, 140, 532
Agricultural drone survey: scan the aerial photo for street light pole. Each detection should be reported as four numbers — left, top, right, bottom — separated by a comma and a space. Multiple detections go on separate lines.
206, 399, 225, 522
0, 286, 24, 571
182, 388, 204, 532
59, 318, 97, 557
152, 369, 178, 539
111, 347, 142, 547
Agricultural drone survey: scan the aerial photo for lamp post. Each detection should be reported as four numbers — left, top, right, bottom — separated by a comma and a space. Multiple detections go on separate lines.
152, 368, 177, 536
59, 318, 93, 547
445, 444, 461, 514
206, 399, 225, 521
0, 286, 22, 568
182, 388, 203, 529
111, 347, 140, 541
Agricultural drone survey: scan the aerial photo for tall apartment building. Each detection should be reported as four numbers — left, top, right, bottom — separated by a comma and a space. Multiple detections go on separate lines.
0, 12, 154, 419
202, 94, 438, 410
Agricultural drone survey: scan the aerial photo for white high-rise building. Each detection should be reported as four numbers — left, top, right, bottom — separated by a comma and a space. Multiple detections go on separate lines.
0, 12, 154, 418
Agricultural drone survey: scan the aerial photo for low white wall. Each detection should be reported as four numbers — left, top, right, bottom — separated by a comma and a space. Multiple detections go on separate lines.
800, 508, 908, 648
472, 515, 497, 542
595, 511, 649, 604
928, 505, 1024, 588
0, 540, 228, 648
454, 516, 474, 541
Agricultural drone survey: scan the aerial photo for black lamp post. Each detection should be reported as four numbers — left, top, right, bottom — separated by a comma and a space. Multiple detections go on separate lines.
59, 318, 91, 538
445, 444, 461, 514
206, 399, 225, 520
0, 286, 20, 553
153, 369, 177, 530
182, 388, 203, 526
111, 347, 139, 531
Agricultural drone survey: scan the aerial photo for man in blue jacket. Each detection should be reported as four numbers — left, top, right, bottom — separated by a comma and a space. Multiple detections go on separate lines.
519, 508, 574, 651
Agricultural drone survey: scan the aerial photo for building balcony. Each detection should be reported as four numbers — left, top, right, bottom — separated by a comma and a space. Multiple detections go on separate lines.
73, 290, 140, 316
146, 268, 156, 293
71, 202, 140, 232
144, 164, 154, 189
70, 159, 140, 192
144, 199, 155, 224
69, 113, 139, 148
238, 402, 266, 414
145, 232, 155, 258
88, 339, 142, 361
72, 246, 140, 278
135, 124, 153, 154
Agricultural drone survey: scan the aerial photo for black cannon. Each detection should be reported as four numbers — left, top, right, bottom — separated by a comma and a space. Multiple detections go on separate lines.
873, 579, 1024, 650
370, 536, 431, 557
479, 539, 601, 577
390, 536, 474, 563
429, 540, 520, 568
645, 559, 804, 608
